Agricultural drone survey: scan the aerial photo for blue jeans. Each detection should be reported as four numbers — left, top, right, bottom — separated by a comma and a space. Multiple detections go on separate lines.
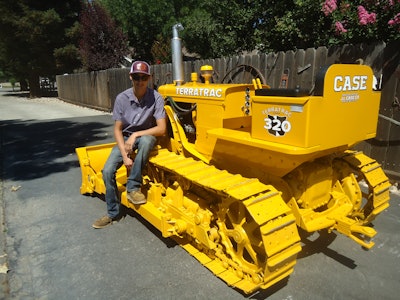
102, 135, 157, 218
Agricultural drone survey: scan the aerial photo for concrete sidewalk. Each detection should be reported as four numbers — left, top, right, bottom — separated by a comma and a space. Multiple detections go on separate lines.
0, 90, 109, 121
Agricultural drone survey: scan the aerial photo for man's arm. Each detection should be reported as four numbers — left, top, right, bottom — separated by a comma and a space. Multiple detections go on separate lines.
124, 118, 167, 153
113, 120, 133, 168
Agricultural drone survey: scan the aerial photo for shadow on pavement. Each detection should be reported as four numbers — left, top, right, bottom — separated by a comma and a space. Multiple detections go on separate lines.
0, 116, 112, 181
297, 229, 357, 269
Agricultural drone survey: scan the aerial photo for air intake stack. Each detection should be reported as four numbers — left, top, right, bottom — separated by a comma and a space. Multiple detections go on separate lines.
171, 23, 184, 85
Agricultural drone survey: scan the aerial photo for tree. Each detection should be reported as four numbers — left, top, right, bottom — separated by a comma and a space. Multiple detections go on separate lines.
98, 0, 194, 63
181, 0, 264, 58
0, 0, 82, 97
249, 1, 329, 52
96, 0, 325, 59
183, 0, 400, 55
79, 1, 129, 71
93, 0, 400, 63
320, 0, 400, 45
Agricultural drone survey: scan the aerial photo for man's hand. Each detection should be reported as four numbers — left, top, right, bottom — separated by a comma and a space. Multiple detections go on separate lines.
123, 156, 133, 172
124, 134, 137, 154
124, 141, 133, 154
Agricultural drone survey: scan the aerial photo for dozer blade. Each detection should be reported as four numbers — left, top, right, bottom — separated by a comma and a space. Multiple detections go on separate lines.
76, 143, 127, 195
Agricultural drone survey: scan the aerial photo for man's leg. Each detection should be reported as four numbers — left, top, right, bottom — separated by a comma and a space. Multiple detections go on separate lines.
92, 145, 124, 228
102, 145, 124, 218
126, 135, 156, 203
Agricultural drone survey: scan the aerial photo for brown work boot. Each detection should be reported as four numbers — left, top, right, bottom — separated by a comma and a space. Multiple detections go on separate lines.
92, 215, 124, 229
127, 190, 147, 205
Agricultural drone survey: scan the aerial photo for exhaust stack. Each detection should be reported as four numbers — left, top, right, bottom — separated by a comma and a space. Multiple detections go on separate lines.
171, 23, 184, 85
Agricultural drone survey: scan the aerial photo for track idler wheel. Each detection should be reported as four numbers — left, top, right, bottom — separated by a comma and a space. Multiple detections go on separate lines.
217, 201, 264, 279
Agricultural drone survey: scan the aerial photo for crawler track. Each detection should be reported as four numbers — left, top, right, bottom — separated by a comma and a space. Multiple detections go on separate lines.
339, 150, 391, 223
139, 149, 302, 293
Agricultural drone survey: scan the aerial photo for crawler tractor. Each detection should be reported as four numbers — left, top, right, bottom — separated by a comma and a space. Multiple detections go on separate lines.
76, 24, 391, 294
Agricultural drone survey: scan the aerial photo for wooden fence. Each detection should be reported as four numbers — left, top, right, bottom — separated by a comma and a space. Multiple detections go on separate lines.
56, 41, 400, 179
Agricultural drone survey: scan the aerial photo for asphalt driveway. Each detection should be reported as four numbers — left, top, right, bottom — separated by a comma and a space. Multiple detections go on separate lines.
1, 90, 399, 299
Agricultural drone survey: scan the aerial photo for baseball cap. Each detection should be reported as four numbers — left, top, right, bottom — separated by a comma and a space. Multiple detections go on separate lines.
129, 61, 151, 75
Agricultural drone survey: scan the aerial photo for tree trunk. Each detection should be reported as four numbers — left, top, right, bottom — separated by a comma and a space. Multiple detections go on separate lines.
28, 73, 42, 98
19, 78, 29, 91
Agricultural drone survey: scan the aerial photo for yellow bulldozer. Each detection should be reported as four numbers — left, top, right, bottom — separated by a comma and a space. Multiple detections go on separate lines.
76, 24, 391, 294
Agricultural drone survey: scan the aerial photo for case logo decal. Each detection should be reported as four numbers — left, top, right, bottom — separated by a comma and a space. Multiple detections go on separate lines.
333, 75, 367, 92
334, 75, 367, 103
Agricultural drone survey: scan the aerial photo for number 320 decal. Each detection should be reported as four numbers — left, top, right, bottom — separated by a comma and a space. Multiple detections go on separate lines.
264, 115, 292, 136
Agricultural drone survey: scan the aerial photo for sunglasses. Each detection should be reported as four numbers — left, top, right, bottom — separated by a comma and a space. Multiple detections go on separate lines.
132, 74, 149, 81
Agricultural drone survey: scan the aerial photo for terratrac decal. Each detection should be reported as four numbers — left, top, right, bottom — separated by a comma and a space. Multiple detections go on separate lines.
262, 107, 292, 137
176, 87, 223, 98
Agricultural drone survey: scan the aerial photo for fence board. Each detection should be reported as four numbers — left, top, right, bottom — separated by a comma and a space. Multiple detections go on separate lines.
257, 53, 267, 85
265, 52, 280, 88
283, 50, 294, 89
251, 54, 261, 83
302, 48, 316, 90
293, 49, 305, 88
378, 77, 396, 142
